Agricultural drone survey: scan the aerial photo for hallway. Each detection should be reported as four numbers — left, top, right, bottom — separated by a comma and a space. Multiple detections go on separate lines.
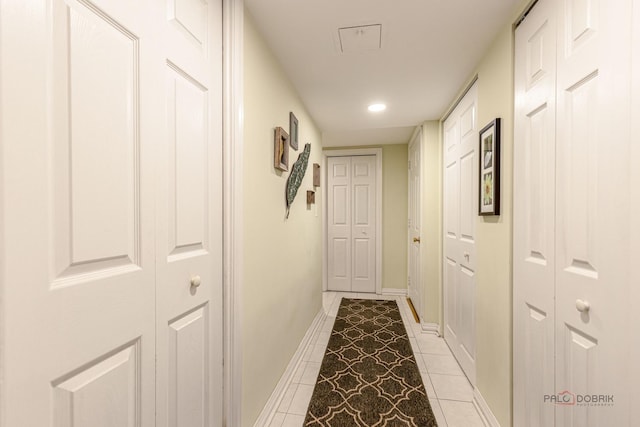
2, 0, 639, 425
265, 292, 484, 427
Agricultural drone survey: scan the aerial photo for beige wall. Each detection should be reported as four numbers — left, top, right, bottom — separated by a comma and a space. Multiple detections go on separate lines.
324, 144, 409, 290
381, 144, 409, 290
437, 2, 529, 426
242, 11, 323, 427
419, 122, 442, 325
473, 17, 517, 427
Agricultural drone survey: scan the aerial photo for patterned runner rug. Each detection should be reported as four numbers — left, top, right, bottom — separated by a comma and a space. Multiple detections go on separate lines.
304, 298, 437, 426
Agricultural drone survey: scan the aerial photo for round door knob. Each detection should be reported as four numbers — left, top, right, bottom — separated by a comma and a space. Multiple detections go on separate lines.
575, 299, 590, 313
190, 275, 202, 288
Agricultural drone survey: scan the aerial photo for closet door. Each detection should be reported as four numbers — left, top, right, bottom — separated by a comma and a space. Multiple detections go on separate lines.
327, 157, 352, 292
513, 0, 557, 424
154, 0, 224, 425
555, 0, 632, 425
515, 0, 633, 425
443, 84, 478, 384
350, 156, 376, 293
1, 0, 156, 424
407, 132, 423, 319
327, 155, 376, 293
0, 0, 225, 424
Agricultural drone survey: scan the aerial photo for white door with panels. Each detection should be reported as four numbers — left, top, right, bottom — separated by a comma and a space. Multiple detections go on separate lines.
155, 0, 224, 426
443, 83, 478, 384
513, 0, 557, 424
0, 0, 223, 425
408, 131, 422, 320
514, 0, 633, 425
327, 155, 377, 293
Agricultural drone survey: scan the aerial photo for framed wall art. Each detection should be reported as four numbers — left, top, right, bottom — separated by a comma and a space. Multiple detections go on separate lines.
274, 126, 289, 171
289, 112, 299, 150
313, 163, 320, 187
479, 118, 501, 215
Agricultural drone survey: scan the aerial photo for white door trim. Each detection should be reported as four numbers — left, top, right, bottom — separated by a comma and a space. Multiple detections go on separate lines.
322, 148, 383, 295
222, 0, 244, 426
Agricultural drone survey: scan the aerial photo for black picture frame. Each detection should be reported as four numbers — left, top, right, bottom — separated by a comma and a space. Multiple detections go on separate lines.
289, 112, 299, 150
479, 118, 500, 216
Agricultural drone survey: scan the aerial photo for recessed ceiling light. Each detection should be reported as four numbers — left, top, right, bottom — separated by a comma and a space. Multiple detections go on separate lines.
368, 103, 386, 113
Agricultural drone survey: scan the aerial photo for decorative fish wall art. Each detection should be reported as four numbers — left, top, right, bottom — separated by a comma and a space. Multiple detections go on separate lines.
285, 143, 311, 218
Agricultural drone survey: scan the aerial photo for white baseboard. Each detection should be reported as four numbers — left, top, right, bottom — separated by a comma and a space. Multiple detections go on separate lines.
381, 288, 407, 296
420, 322, 440, 336
253, 308, 326, 427
473, 387, 501, 427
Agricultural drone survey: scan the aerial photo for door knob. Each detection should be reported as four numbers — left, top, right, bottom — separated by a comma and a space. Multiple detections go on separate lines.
575, 299, 590, 313
190, 275, 202, 288
413, 237, 421, 243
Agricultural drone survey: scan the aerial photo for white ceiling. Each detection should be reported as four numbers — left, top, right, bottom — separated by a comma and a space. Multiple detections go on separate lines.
245, 0, 521, 147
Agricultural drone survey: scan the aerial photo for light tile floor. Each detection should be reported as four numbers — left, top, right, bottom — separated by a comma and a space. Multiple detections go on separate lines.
268, 292, 486, 427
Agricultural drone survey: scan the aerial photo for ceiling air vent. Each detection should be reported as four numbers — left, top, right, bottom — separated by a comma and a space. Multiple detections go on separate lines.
338, 24, 382, 53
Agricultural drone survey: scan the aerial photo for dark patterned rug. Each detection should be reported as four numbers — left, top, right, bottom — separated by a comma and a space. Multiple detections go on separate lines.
304, 298, 437, 426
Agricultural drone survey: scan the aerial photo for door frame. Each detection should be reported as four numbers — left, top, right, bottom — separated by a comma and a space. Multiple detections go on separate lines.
322, 148, 383, 294
222, 0, 244, 426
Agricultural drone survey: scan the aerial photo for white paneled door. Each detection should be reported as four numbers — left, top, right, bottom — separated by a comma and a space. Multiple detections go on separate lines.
156, 0, 223, 426
443, 83, 478, 385
327, 156, 377, 293
555, 0, 631, 425
0, 0, 223, 425
514, 0, 633, 425
408, 131, 422, 320
327, 156, 352, 292
513, 0, 557, 424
